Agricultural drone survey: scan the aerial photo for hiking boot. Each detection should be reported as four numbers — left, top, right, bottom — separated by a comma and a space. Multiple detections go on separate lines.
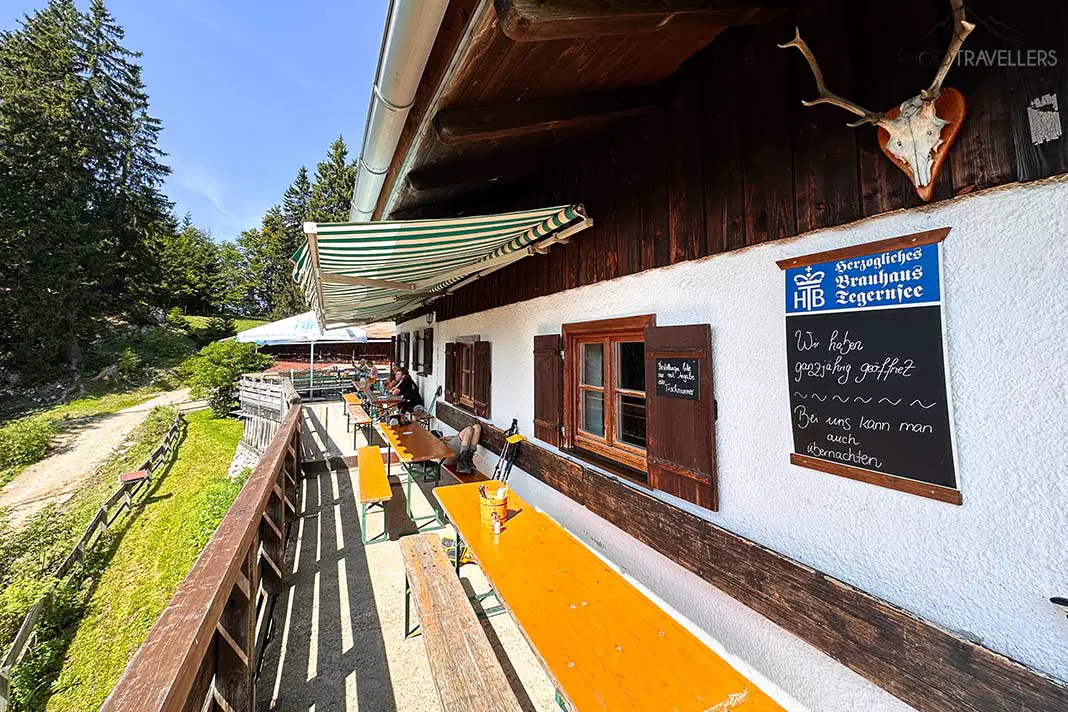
457, 447, 475, 474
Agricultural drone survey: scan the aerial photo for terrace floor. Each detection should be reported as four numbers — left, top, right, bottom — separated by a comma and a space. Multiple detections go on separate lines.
257, 401, 558, 711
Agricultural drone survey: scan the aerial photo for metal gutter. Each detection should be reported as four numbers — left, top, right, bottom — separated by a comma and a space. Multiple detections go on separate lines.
349, 0, 449, 221
379, 0, 497, 219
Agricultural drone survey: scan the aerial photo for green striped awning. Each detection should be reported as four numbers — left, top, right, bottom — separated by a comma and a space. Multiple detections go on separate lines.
291, 205, 590, 327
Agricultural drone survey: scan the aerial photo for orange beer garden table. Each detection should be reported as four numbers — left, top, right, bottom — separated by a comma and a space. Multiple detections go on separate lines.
354, 381, 404, 421
433, 482, 786, 712
377, 420, 452, 530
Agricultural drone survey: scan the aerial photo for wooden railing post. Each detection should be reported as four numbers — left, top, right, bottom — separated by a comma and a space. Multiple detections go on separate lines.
213, 543, 258, 711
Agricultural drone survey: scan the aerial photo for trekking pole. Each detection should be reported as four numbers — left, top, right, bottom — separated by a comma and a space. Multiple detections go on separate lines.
493, 419, 523, 483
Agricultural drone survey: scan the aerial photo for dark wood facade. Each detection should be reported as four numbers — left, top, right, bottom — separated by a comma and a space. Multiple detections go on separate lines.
260, 341, 393, 364
391, 0, 1068, 324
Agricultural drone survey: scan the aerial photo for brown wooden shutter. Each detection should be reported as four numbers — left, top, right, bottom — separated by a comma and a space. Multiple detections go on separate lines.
444, 342, 456, 403
402, 333, 410, 369
423, 328, 433, 375
533, 334, 563, 446
472, 340, 492, 418
412, 331, 421, 372
644, 324, 717, 511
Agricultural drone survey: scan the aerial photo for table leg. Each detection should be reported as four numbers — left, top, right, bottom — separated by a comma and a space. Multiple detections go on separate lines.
454, 533, 463, 576
360, 502, 389, 545
403, 574, 420, 638
405, 464, 444, 532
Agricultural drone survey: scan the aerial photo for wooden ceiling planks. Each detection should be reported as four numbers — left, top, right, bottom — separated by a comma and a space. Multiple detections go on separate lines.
382, 1, 731, 217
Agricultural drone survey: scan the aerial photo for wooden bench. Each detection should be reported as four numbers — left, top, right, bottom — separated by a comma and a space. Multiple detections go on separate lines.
118, 469, 149, 485
442, 461, 489, 486
342, 392, 361, 430
344, 394, 373, 445
357, 446, 392, 545
400, 534, 524, 712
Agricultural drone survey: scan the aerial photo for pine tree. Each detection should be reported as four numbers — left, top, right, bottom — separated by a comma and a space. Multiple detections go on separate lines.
155, 222, 221, 315
0, 0, 170, 377
215, 241, 253, 315
276, 166, 312, 316
238, 205, 290, 317
282, 166, 312, 238
307, 136, 357, 223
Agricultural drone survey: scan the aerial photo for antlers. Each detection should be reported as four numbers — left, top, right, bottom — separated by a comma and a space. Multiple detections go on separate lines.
923, 0, 976, 100
777, 28, 883, 127
780, 0, 975, 121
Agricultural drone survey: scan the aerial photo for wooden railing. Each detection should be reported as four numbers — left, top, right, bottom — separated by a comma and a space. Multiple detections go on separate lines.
0, 413, 184, 712
100, 396, 302, 712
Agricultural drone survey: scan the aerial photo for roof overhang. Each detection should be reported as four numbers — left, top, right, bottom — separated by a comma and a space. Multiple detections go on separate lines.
368, 0, 788, 219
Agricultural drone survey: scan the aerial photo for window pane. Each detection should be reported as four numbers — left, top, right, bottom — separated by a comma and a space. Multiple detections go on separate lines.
616, 341, 645, 391
581, 390, 605, 437
582, 343, 604, 387
617, 394, 647, 449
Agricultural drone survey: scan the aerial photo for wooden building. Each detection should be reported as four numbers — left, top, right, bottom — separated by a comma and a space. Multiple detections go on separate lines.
315, 0, 1068, 709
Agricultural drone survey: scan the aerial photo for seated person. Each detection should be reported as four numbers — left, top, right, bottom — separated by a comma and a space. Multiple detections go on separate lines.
443, 423, 481, 475
389, 366, 423, 414
384, 361, 400, 391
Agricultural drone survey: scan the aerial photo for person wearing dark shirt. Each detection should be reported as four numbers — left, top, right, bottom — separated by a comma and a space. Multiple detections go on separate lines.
390, 367, 423, 414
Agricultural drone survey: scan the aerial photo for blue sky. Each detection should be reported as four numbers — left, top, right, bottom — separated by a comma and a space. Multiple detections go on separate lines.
0, 0, 389, 241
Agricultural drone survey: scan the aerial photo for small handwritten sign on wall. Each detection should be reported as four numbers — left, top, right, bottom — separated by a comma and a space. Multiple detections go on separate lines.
656, 358, 700, 401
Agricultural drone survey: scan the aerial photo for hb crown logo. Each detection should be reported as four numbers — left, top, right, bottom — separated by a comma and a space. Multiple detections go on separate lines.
793, 266, 825, 311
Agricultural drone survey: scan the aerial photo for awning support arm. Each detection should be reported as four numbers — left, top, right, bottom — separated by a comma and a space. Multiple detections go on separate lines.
408, 216, 593, 292
319, 273, 419, 292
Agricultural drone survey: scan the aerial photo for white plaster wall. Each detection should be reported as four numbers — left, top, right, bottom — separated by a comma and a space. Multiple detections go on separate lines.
403, 178, 1068, 711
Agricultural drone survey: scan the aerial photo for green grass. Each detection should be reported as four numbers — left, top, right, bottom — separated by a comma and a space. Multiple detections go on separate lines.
44, 386, 163, 421
0, 386, 165, 491
0, 407, 180, 700
40, 410, 244, 712
185, 314, 268, 333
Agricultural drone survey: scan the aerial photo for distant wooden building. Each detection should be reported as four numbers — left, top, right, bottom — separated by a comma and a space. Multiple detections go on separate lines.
300, 1, 1068, 709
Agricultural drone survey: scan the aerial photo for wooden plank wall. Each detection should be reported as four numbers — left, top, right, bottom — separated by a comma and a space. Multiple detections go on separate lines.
419, 0, 1066, 323
436, 402, 1068, 712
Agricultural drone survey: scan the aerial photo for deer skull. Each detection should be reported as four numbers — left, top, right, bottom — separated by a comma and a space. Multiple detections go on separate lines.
779, 0, 975, 200
881, 96, 949, 189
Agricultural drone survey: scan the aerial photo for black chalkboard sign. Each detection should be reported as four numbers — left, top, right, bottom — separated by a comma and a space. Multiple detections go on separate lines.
655, 358, 700, 400
781, 232, 959, 503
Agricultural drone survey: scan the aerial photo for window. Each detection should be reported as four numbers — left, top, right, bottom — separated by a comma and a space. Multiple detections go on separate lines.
396, 332, 410, 369
444, 339, 491, 417
457, 341, 474, 407
421, 328, 433, 375
563, 315, 655, 473
412, 331, 423, 373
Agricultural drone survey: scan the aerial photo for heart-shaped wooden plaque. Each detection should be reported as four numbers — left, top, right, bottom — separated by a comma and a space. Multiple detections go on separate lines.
877, 87, 967, 202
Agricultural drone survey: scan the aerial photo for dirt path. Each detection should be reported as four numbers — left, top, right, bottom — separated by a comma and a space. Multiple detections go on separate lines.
0, 389, 194, 529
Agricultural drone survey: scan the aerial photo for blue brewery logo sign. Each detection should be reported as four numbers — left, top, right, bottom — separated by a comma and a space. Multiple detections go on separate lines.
785, 243, 941, 314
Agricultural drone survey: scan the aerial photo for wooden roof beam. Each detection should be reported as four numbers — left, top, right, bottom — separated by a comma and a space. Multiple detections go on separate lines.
435, 89, 657, 145
495, 0, 787, 42
407, 151, 551, 194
